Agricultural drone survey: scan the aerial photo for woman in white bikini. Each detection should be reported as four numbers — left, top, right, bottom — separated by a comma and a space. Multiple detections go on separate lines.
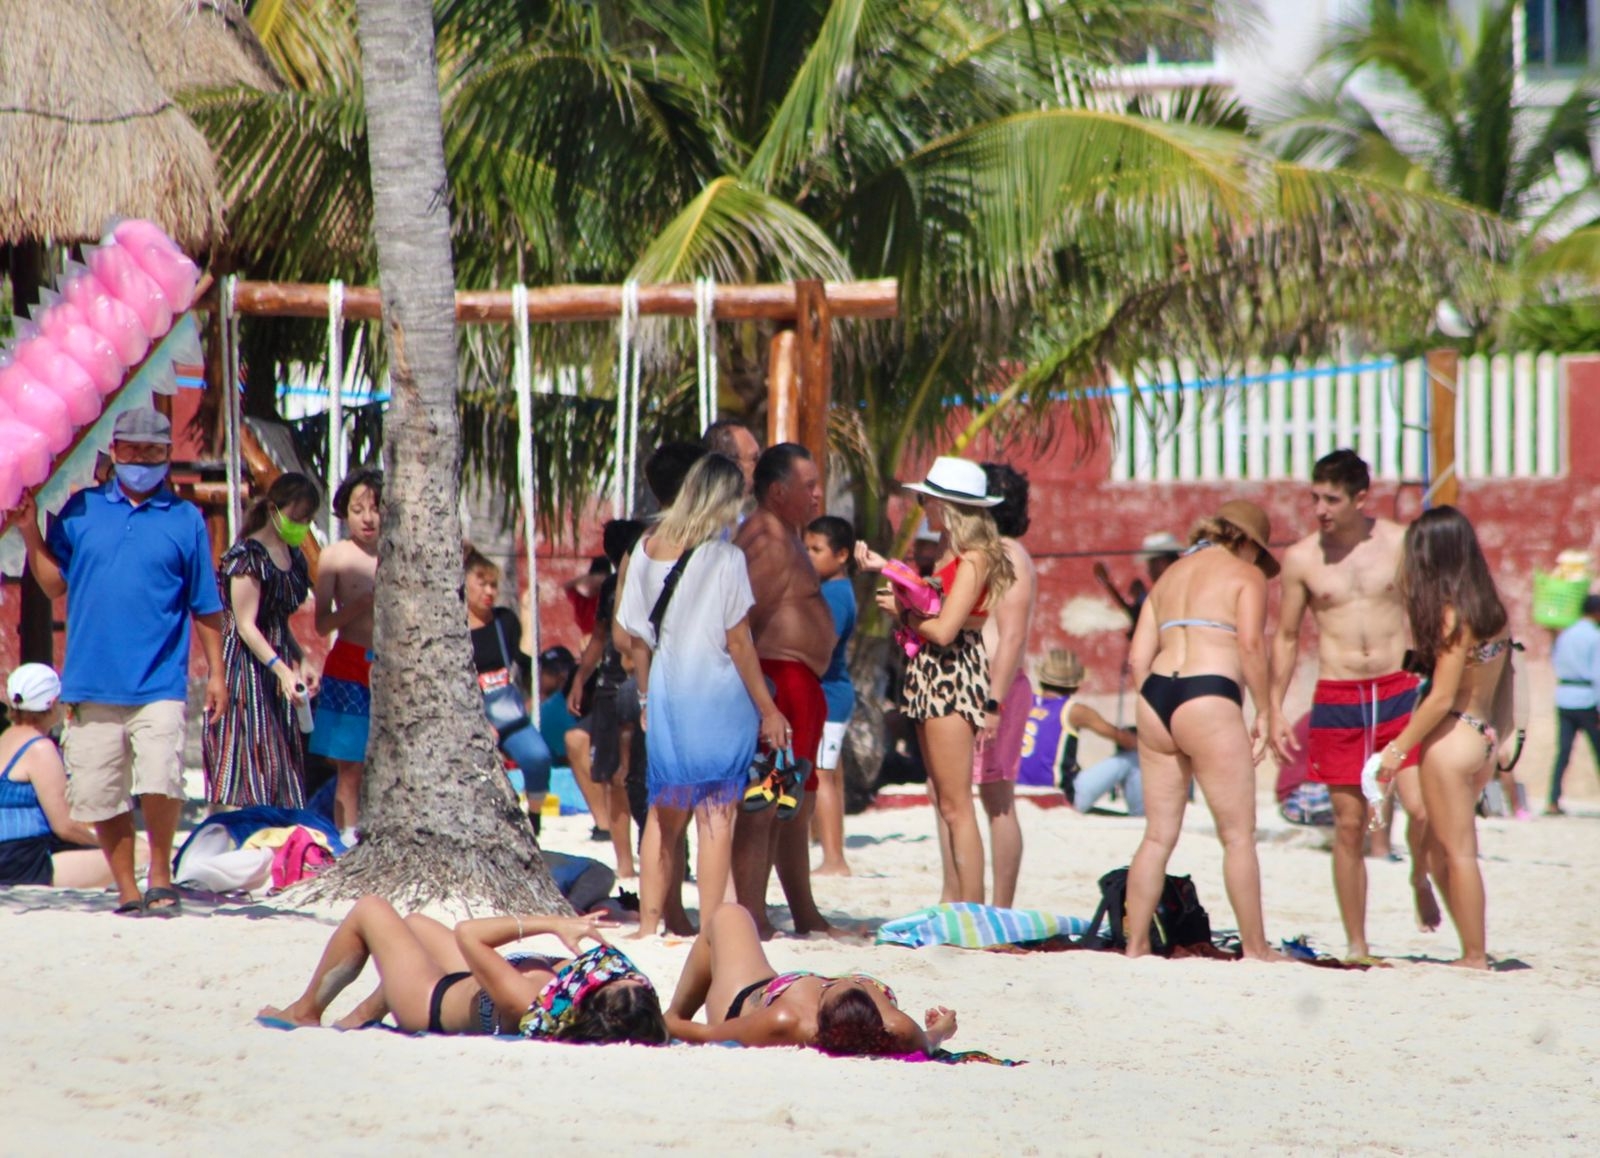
1376, 506, 1510, 970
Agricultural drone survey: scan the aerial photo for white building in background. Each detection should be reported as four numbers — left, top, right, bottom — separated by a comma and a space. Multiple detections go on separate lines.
1106, 1, 1597, 109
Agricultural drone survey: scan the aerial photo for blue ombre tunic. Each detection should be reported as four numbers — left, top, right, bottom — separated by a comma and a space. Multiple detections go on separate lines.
617, 538, 758, 809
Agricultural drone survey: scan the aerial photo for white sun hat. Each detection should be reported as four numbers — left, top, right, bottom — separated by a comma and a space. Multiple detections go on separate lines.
902, 456, 1000, 508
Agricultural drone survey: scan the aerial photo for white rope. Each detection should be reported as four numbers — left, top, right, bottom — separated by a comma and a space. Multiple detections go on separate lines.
512, 284, 539, 729
221, 274, 240, 544
326, 279, 345, 540
615, 279, 641, 516
694, 275, 717, 431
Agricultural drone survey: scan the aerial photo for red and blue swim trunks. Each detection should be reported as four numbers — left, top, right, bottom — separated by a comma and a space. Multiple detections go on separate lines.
1307, 670, 1421, 787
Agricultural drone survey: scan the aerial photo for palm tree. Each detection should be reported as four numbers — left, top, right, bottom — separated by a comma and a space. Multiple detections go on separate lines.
1264, 0, 1600, 347
203, 0, 1500, 532
336, 0, 567, 909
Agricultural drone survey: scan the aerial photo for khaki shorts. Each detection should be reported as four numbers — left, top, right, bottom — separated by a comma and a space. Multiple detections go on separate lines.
63, 701, 189, 823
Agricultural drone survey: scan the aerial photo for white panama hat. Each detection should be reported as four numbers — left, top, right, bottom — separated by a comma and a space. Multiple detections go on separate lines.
902, 456, 1000, 508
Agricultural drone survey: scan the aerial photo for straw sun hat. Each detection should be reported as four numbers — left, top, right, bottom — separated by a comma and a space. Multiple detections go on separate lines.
1213, 500, 1279, 578
1036, 649, 1085, 691
902, 457, 1001, 508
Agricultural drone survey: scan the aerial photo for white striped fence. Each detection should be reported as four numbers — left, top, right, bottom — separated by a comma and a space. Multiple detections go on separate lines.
1108, 353, 1564, 483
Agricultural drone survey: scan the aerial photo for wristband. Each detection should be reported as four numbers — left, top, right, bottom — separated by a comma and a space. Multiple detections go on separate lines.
266, 655, 281, 669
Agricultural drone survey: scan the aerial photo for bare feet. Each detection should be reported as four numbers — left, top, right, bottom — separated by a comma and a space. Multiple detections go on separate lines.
333, 996, 387, 1030
814, 861, 852, 877
791, 914, 838, 937
259, 1002, 319, 1028
1241, 946, 1287, 963
1448, 956, 1490, 971
664, 914, 697, 937
1412, 876, 1442, 933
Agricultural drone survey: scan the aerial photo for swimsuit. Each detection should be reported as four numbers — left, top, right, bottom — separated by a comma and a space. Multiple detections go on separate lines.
426, 972, 501, 1035
725, 971, 898, 1022
1139, 672, 1243, 731
1466, 638, 1511, 665
933, 558, 989, 618
1308, 671, 1421, 787
1449, 711, 1499, 755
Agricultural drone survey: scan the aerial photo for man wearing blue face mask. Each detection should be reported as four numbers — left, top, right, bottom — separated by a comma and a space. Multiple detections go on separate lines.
16, 408, 227, 917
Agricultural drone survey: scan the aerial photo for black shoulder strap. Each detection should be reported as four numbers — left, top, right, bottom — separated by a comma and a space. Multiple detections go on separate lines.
649, 545, 699, 638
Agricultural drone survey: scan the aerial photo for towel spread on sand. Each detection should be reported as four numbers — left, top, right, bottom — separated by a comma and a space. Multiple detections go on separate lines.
876, 903, 1091, 950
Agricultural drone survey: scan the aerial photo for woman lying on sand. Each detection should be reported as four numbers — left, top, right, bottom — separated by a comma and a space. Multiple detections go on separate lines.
664, 906, 957, 1056
261, 895, 668, 1043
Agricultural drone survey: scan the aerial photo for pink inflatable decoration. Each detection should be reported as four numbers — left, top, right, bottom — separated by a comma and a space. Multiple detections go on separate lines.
0, 361, 74, 452
112, 218, 201, 310
0, 418, 53, 486
0, 453, 21, 511
62, 269, 151, 366
87, 243, 173, 337
15, 339, 101, 425
36, 302, 125, 395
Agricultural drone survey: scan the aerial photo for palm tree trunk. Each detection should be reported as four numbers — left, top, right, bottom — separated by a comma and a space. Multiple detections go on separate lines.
316, 0, 565, 911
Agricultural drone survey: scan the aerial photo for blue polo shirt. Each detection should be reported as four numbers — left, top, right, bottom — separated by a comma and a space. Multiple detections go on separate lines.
1552, 616, 1600, 711
46, 479, 223, 705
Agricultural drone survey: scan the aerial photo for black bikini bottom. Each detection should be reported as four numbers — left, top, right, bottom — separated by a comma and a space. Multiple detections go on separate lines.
726, 976, 776, 1023
1140, 672, 1243, 732
428, 971, 473, 1034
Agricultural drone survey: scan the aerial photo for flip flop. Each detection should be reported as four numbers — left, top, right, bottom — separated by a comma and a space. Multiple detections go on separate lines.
775, 757, 812, 822
256, 1015, 302, 1031
113, 897, 144, 917
142, 886, 183, 917
742, 751, 782, 814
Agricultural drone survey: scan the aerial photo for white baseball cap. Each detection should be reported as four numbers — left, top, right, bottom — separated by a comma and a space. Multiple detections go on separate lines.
7, 663, 61, 712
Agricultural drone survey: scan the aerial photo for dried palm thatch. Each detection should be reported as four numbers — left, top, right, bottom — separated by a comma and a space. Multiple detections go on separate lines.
0, 0, 223, 252
103, 0, 283, 96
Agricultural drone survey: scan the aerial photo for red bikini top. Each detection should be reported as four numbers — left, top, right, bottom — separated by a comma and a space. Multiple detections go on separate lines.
935, 556, 989, 619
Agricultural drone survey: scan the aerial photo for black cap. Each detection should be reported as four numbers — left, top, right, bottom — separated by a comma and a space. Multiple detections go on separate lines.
539, 645, 576, 668
1584, 594, 1600, 618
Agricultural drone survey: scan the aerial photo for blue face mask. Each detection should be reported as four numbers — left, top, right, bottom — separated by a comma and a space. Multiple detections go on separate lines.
114, 462, 169, 494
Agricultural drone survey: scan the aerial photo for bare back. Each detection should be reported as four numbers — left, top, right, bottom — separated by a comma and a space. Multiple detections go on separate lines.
1280, 518, 1409, 681
1136, 547, 1262, 685
734, 507, 836, 675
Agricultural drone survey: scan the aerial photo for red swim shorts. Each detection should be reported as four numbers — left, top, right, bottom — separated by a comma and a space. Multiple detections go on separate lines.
1307, 670, 1421, 787
760, 658, 826, 792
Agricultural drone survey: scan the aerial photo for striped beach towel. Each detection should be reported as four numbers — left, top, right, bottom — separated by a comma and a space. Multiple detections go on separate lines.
875, 903, 1090, 950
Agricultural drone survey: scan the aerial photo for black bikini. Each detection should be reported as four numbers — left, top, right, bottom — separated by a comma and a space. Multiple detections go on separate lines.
725, 976, 776, 1022
1140, 590, 1245, 729
428, 972, 473, 1034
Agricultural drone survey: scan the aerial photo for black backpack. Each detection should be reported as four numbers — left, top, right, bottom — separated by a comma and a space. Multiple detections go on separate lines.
1083, 866, 1211, 955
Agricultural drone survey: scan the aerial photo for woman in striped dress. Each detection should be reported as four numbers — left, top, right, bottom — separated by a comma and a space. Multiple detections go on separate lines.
204, 474, 319, 809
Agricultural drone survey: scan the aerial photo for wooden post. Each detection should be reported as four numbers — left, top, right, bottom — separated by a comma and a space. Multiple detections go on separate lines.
794, 279, 832, 493
768, 330, 799, 446
1426, 348, 1460, 508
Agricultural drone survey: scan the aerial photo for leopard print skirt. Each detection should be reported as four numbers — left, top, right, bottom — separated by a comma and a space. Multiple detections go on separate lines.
902, 628, 990, 730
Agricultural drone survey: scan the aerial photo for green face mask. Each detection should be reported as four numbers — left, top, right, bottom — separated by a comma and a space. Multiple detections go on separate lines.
273, 509, 312, 548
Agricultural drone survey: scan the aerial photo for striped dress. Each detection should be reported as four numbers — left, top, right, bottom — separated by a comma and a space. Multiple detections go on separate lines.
203, 538, 312, 808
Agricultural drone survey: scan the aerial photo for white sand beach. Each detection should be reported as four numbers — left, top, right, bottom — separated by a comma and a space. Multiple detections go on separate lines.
3, 702, 1599, 1156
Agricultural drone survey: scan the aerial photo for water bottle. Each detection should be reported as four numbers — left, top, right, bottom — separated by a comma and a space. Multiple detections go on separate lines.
293, 685, 315, 734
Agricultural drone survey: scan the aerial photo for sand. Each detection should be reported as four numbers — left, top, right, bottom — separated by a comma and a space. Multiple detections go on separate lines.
4, 690, 1599, 1155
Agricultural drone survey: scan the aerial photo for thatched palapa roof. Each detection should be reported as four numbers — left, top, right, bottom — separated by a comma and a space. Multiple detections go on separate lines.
103, 0, 283, 96
0, 0, 223, 252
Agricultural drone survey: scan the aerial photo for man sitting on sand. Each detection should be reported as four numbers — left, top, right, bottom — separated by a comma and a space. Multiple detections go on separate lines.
1268, 449, 1439, 959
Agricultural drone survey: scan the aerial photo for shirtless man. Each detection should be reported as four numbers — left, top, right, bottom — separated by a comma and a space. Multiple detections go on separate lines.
311, 468, 382, 837
1268, 450, 1438, 960
732, 444, 839, 937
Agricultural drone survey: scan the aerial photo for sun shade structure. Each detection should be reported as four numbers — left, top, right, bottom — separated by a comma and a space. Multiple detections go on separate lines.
0, 0, 223, 252
102, 0, 282, 96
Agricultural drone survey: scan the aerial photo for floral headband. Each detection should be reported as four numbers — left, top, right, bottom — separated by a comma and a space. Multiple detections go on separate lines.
519, 944, 651, 1039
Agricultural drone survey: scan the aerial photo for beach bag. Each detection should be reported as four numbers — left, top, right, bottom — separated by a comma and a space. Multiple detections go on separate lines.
1489, 639, 1530, 771
270, 826, 334, 890
1084, 867, 1211, 955
881, 559, 941, 657
479, 617, 532, 741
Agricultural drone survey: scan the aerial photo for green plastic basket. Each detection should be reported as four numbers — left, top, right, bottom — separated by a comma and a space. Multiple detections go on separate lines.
1532, 571, 1589, 629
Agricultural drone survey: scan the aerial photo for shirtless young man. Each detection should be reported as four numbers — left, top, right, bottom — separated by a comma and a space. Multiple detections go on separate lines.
732, 444, 840, 937
1268, 450, 1439, 959
310, 468, 382, 837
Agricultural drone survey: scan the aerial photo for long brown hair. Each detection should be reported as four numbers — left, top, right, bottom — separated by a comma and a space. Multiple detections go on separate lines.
1400, 506, 1507, 670
240, 472, 321, 540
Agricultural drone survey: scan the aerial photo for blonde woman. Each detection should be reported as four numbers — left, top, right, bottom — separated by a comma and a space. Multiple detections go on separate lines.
617, 453, 790, 936
856, 456, 1015, 904
1127, 500, 1276, 961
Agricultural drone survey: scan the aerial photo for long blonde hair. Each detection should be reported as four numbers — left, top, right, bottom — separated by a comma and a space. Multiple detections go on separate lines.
940, 501, 1015, 599
654, 454, 744, 548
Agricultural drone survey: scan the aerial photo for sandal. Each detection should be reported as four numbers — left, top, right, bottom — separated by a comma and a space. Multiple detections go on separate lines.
742, 751, 783, 814
775, 757, 812, 822
142, 886, 183, 917
113, 897, 144, 917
